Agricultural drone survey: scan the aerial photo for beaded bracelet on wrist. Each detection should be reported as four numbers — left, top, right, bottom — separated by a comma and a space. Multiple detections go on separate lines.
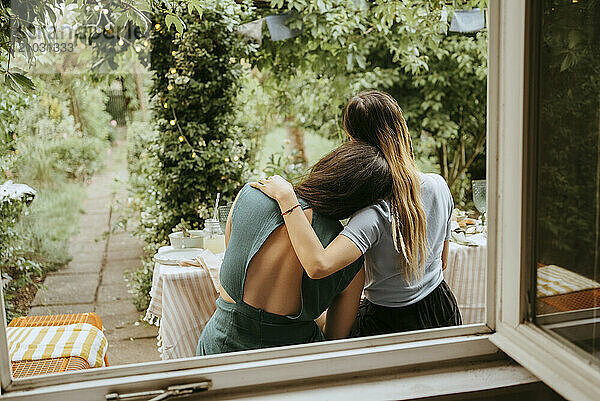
281, 203, 301, 217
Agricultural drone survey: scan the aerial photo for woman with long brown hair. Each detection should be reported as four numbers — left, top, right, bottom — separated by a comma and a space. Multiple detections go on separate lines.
197, 141, 392, 355
252, 90, 461, 337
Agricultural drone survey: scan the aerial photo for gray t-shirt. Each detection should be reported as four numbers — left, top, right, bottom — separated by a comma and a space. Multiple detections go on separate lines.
340, 173, 453, 307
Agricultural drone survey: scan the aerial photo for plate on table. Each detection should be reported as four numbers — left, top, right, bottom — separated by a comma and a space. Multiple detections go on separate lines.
154, 248, 204, 266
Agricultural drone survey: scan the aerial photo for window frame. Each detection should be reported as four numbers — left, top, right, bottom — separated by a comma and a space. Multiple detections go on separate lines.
0, 288, 494, 395
488, 1, 600, 400
0, 1, 554, 398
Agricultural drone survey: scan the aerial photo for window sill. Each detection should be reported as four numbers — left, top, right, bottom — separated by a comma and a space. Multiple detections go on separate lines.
1, 329, 496, 400
491, 322, 600, 401
210, 357, 541, 400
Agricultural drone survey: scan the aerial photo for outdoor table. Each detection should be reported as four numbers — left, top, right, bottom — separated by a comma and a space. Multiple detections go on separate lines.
444, 234, 487, 325
145, 247, 220, 360
146, 238, 489, 360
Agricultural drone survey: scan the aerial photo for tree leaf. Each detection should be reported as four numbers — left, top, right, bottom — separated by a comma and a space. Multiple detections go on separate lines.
12, 73, 35, 91
165, 14, 185, 34
4, 72, 35, 93
165, 14, 176, 30
134, 0, 152, 13
115, 12, 131, 33
45, 5, 57, 25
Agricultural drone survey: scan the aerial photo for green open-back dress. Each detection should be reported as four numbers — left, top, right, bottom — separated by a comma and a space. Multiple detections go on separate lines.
196, 184, 363, 356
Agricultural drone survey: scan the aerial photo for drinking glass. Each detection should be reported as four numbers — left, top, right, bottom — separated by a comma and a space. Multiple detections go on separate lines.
218, 201, 234, 234
472, 179, 487, 226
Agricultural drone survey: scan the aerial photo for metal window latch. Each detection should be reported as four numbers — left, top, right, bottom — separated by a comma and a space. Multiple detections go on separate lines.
105, 380, 212, 401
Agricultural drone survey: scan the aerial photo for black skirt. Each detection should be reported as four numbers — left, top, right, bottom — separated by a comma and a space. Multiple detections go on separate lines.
350, 280, 462, 337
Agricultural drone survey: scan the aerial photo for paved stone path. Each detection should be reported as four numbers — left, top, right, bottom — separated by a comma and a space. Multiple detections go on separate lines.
30, 132, 160, 365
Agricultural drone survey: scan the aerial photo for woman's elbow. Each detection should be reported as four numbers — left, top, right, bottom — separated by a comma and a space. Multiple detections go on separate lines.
304, 259, 330, 279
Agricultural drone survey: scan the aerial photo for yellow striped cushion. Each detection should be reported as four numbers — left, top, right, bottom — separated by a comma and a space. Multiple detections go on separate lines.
7, 323, 108, 368
537, 265, 600, 297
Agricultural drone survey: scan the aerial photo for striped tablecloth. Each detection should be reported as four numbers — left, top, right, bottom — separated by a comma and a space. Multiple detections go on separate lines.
146, 240, 489, 360
444, 239, 487, 325
145, 248, 221, 360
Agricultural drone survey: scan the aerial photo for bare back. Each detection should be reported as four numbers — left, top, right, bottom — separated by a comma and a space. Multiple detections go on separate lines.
220, 209, 313, 316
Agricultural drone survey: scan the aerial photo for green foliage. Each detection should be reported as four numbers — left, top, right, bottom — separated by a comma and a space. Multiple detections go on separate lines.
249, 1, 488, 207
18, 183, 86, 268
391, 31, 488, 208
127, 259, 154, 312
0, 188, 39, 321
262, 149, 306, 182
0, 86, 30, 169
255, 0, 449, 76
1, 0, 153, 89
1, 183, 85, 321
13, 83, 110, 184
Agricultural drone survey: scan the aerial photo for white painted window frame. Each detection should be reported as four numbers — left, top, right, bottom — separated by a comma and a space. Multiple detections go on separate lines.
3, 1, 596, 399
487, 1, 600, 401
0, 1, 500, 397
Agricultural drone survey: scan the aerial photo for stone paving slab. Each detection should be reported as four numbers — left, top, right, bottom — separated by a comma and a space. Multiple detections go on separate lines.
67, 245, 106, 263
69, 239, 105, 253
95, 299, 138, 317
82, 195, 112, 205
106, 337, 160, 366
106, 324, 159, 341
49, 261, 102, 275
102, 259, 141, 284
109, 232, 145, 245
80, 204, 110, 213
28, 134, 160, 365
78, 213, 110, 227
28, 303, 96, 316
48, 260, 102, 276
95, 301, 157, 338
32, 273, 99, 306
97, 283, 133, 302
101, 317, 159, 339
74, 218, 110, 239
106, 243, 144, 262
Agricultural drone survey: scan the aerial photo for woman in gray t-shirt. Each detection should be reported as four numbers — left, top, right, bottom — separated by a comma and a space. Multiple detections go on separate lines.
252, 91, 461, 336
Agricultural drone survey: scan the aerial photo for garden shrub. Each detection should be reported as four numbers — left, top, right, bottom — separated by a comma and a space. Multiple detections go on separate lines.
75, 84, 114, 142
0, 186, 41, 321
126, 1, 490, 309
127, 115, 158, 187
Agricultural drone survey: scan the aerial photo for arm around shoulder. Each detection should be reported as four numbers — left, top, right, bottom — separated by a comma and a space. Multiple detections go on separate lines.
304, 235, 363, 279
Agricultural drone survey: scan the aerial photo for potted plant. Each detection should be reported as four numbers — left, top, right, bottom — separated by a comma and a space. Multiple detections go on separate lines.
168, 220, 205, 249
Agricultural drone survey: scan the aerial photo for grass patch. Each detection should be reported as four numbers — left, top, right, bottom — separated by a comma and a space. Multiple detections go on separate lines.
2, 181, 88, 320
255, 127, 339, 172
18, 182, 86, 270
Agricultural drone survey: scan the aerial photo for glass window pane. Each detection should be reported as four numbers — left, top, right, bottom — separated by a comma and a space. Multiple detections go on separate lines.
534, 0, 600, 361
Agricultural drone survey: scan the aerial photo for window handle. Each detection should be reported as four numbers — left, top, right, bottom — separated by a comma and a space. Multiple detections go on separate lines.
105, 381, 212, 401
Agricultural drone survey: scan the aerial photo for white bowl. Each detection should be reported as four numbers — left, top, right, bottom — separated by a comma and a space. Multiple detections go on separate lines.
169, 230, 205, 249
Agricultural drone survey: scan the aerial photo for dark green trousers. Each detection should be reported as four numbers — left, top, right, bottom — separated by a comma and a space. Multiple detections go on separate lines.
197, 297, 325, 356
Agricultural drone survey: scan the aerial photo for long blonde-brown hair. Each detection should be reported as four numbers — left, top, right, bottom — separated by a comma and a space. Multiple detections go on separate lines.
342, 90, 428, 281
